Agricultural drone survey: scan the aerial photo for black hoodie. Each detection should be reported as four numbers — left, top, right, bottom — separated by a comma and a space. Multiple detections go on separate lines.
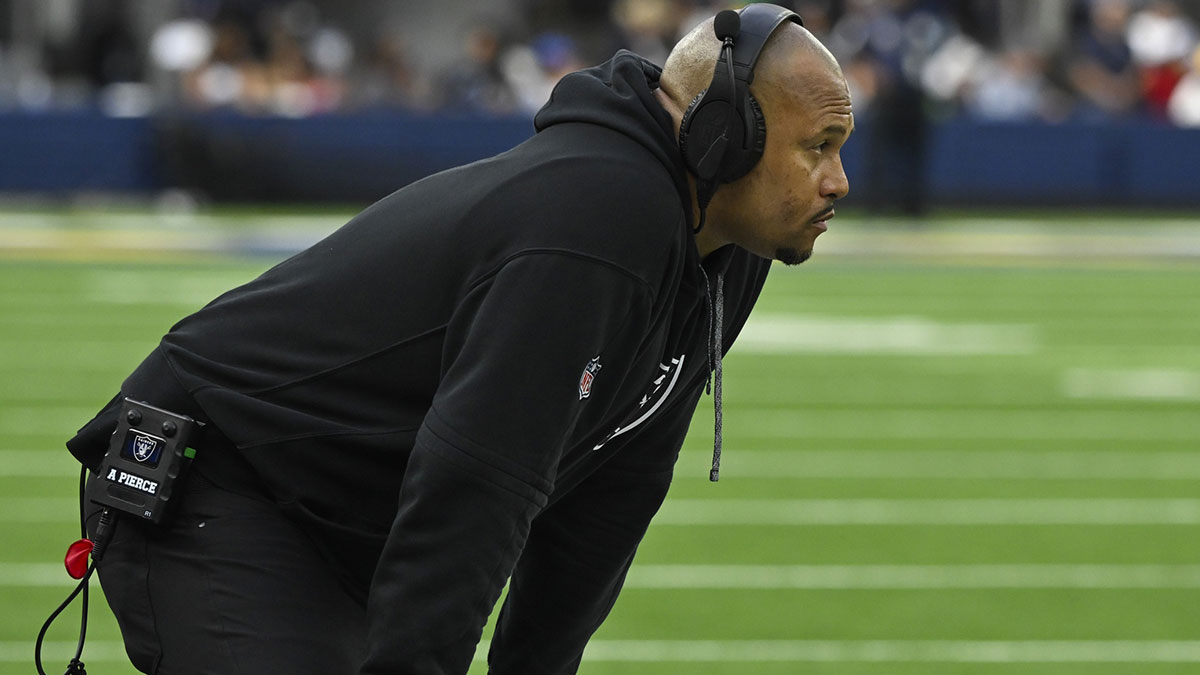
67, 51, 770, 674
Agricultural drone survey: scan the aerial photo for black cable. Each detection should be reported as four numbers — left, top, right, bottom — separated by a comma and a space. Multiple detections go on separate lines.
34, 564, 94, 675
693, 35, 737, 236
35, 467, 105, 675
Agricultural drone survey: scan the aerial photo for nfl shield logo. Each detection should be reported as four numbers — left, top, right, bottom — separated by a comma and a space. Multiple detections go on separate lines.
578, 356, 602, 400
132, 433, 157, 462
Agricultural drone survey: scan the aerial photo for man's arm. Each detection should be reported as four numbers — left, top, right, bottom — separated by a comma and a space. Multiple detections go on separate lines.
486, 383, 704, 674
359, 252, 651, 675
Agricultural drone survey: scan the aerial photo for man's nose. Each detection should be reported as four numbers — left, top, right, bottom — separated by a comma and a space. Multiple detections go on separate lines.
823, 156, 849, 200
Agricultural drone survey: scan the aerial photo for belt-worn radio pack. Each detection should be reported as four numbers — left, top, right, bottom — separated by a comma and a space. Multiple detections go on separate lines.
92, 397, 204, 523
37, 398, 205, 675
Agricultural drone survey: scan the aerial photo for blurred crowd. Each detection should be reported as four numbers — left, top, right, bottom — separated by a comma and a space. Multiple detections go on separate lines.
2, 0, 1199, 126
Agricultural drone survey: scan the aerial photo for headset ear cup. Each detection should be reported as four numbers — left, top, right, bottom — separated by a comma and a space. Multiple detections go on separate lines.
723, 93, 767, 182
678, 90, 706, 175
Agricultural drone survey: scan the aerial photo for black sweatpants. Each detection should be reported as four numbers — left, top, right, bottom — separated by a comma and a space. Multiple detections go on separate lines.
85, 470, 368, 674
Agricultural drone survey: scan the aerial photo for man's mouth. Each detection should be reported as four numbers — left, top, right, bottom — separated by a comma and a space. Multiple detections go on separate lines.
810, 208, 835, 232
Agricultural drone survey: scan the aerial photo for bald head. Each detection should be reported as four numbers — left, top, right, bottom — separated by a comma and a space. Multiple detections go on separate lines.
659, 13, 843, 115
655, 10, 854, 264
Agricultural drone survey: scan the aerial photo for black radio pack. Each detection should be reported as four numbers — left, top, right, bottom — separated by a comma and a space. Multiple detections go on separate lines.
92, 398, 203, 524
37, 399, 205, 675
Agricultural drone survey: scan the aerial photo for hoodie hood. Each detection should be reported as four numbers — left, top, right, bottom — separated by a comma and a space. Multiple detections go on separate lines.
537, 51, 738, 482
534, 50, 693, 225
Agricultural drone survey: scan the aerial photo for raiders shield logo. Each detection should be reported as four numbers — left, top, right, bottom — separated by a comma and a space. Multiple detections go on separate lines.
132, 433, 158, 462
592, 354, 684, 451
578, 356, 602, 400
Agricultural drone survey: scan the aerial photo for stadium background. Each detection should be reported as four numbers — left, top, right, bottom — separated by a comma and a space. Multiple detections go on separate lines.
3, 0, 1200, 673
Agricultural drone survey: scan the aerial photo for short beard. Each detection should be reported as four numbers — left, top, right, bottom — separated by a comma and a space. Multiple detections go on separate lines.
775, 247, 812, 266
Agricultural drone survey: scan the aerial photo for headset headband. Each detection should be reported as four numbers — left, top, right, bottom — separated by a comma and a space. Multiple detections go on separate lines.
680, 3, 804, 230
730, 5, 804, 84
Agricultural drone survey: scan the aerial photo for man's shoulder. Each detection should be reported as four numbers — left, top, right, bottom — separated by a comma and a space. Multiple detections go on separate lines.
476, 136, 689, 286
509, 124, 683, 214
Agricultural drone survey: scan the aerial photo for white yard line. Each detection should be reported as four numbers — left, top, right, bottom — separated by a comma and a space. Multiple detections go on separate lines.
1064, 368, 1200, 401
0, 406, 116, 435
674, 449, 1200, 480
12, 563, 1200, 589
0, 497, 81, 521
737, 314, 1038, 355
576, 640, 1200, 663
9, 448, 1200, 480
624, 564, 1200, 589
653, 498, 1200, 525
81, 270, 258, 306
4, 213, 1200, 260
2, 640, 128, 664
0, 345, 149, 375
0, 450, 83, 477
11, 639, 1200, 664
820, 220, 1200, 260
8, 497, 1200, 525
0, 212, 347, 232
0, 563, 96, 586
730, 408, 1199, 441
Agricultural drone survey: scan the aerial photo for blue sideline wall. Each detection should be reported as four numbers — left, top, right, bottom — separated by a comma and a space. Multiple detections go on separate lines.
1, 110, 1198, 206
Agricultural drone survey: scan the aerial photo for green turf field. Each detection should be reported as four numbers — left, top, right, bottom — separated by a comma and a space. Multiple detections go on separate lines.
3, 210, 1200, 674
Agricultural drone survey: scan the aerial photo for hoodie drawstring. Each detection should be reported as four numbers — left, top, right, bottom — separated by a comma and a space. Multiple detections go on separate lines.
700, 267, 725, 482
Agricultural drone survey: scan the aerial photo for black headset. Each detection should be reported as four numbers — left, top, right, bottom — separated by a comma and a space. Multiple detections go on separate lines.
678, 3, 803, 222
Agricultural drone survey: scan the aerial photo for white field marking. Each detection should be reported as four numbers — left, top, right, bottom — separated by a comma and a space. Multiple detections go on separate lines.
1, 640, 129, 663
1064, 368, 1200, 401
0, 497, 80, 522
575, 640, 1200, 663
0, 290, 96, 306
0, 219, 333, 260
11, 448, 1200, 481
0, 343, 150, 373
0, 563, 102, 586
736, 314, 1038, 355
13, 448, 1200, 481
0, 406, 114, 435
674, 449, 1200, 480
471, 639, 1200, 663
0, 213, 340, 257
0, 211, 346, 232
623, 564, 1200, 589
84, 270, 254, 306
653, 498, 1200, 526
818, 219, 1200, 259
941, 217, 1200, 231
12, 639, 1200, 665
1, 270, 255, 307
729, 408, 1200, 441
6, 212, 1200, 259
10, 561, 1200, 590
11, 497, 1200, 525
0, 450, 83, 477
